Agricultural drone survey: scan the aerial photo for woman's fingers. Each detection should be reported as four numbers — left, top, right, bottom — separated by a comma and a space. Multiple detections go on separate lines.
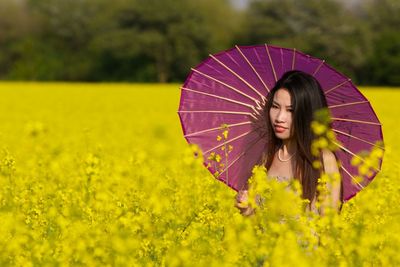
235, 190, 254, 216
236, 190, 248, 203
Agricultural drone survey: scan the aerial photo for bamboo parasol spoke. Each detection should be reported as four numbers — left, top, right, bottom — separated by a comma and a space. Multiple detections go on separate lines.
332, 128, 385, 150
265, 44, 278, 82
329, 101, 370, 109
313, 60, 325, 76
217, 135, 264, 178
209, 54, 265, 99
340, 165, 364, 189
333, 141, 381, 172
332, 117, 381, 126
178, 110, 253, 116
203, 129, 255, 155
184, 121, 251, 138
235, 45, 270, 94
325, 79, 352, 94
191, 68, 260, 104
181, 87, 254, 109
291, 48, 296, 70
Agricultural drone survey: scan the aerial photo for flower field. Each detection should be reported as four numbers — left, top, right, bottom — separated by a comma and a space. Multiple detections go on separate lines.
0, 83, 399, 266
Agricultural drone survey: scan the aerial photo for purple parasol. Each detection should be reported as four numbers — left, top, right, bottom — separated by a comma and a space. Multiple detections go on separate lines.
178, 44, 384, 201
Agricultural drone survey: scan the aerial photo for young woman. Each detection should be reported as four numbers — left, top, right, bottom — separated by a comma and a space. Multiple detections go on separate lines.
236, 70, 342, 216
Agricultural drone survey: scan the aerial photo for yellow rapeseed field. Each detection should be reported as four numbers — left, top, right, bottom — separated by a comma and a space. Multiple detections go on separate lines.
0, 83, 398, 266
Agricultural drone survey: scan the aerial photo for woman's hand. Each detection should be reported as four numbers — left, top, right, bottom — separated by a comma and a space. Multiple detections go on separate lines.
235, 190, 254, 216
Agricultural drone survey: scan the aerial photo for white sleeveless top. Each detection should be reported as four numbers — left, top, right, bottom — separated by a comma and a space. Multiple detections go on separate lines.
269, 175, 319, 215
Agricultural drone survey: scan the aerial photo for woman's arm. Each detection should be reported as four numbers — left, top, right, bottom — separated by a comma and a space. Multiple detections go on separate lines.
320, 149, 342, 214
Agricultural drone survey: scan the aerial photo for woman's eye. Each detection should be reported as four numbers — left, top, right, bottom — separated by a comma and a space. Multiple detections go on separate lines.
272, 105, 278, 109
288, 109, 293, 113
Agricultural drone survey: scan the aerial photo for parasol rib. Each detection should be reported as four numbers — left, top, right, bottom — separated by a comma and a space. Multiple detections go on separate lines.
292, 48, 296, 70
184, 121, 251, 137
191, 68, 259, 104
333, 129, 385, 150
254, 97, 267, 114
203, 129, 255, 155
340, 165, 364, 189
179, 110, 253, 116
325, 79, 352, 94
332, 117, 381, 126
181, 87, 254, 109
333, 141, 381, 172
209, 54, 265, 99
329, 101, 369, 109
313, 60, 325, 76
217, 134, 264, 178
235, 45, 270, 93
265, 44, 278, 82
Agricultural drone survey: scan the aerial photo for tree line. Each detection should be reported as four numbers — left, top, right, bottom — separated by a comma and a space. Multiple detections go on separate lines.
0, 0, 398, 85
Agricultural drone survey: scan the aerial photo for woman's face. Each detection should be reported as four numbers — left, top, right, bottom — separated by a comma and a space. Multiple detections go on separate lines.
269, 88, 293, 140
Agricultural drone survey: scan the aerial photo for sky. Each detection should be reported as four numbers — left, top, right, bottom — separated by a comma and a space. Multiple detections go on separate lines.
230, 0, 363, 10
230, 0, 248, 10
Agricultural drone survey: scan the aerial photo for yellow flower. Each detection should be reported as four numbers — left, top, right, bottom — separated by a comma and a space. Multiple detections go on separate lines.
223, 130, 229, 139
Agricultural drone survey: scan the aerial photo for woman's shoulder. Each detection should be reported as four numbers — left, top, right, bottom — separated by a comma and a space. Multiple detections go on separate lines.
321, 148, 339, 174
321, 148, 336, 161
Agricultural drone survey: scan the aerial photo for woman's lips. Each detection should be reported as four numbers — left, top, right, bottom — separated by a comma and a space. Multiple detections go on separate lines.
274, 125, 287, 133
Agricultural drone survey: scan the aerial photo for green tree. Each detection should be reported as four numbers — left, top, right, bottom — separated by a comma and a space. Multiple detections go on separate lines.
361, 0, 400, 85
10, 0, 109, 80
0, 0, 33, 78
89, 0, 239, 82
237, 0, 370, 82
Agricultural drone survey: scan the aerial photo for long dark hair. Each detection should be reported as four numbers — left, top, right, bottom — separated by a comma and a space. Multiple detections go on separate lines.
263, 70, 329, 203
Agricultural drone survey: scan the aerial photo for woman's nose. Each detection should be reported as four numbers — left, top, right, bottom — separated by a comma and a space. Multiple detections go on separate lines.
276, 109, 287, 122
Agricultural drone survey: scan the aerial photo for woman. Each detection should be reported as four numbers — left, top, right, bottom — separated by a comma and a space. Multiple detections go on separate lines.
236, 70, 342, 216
